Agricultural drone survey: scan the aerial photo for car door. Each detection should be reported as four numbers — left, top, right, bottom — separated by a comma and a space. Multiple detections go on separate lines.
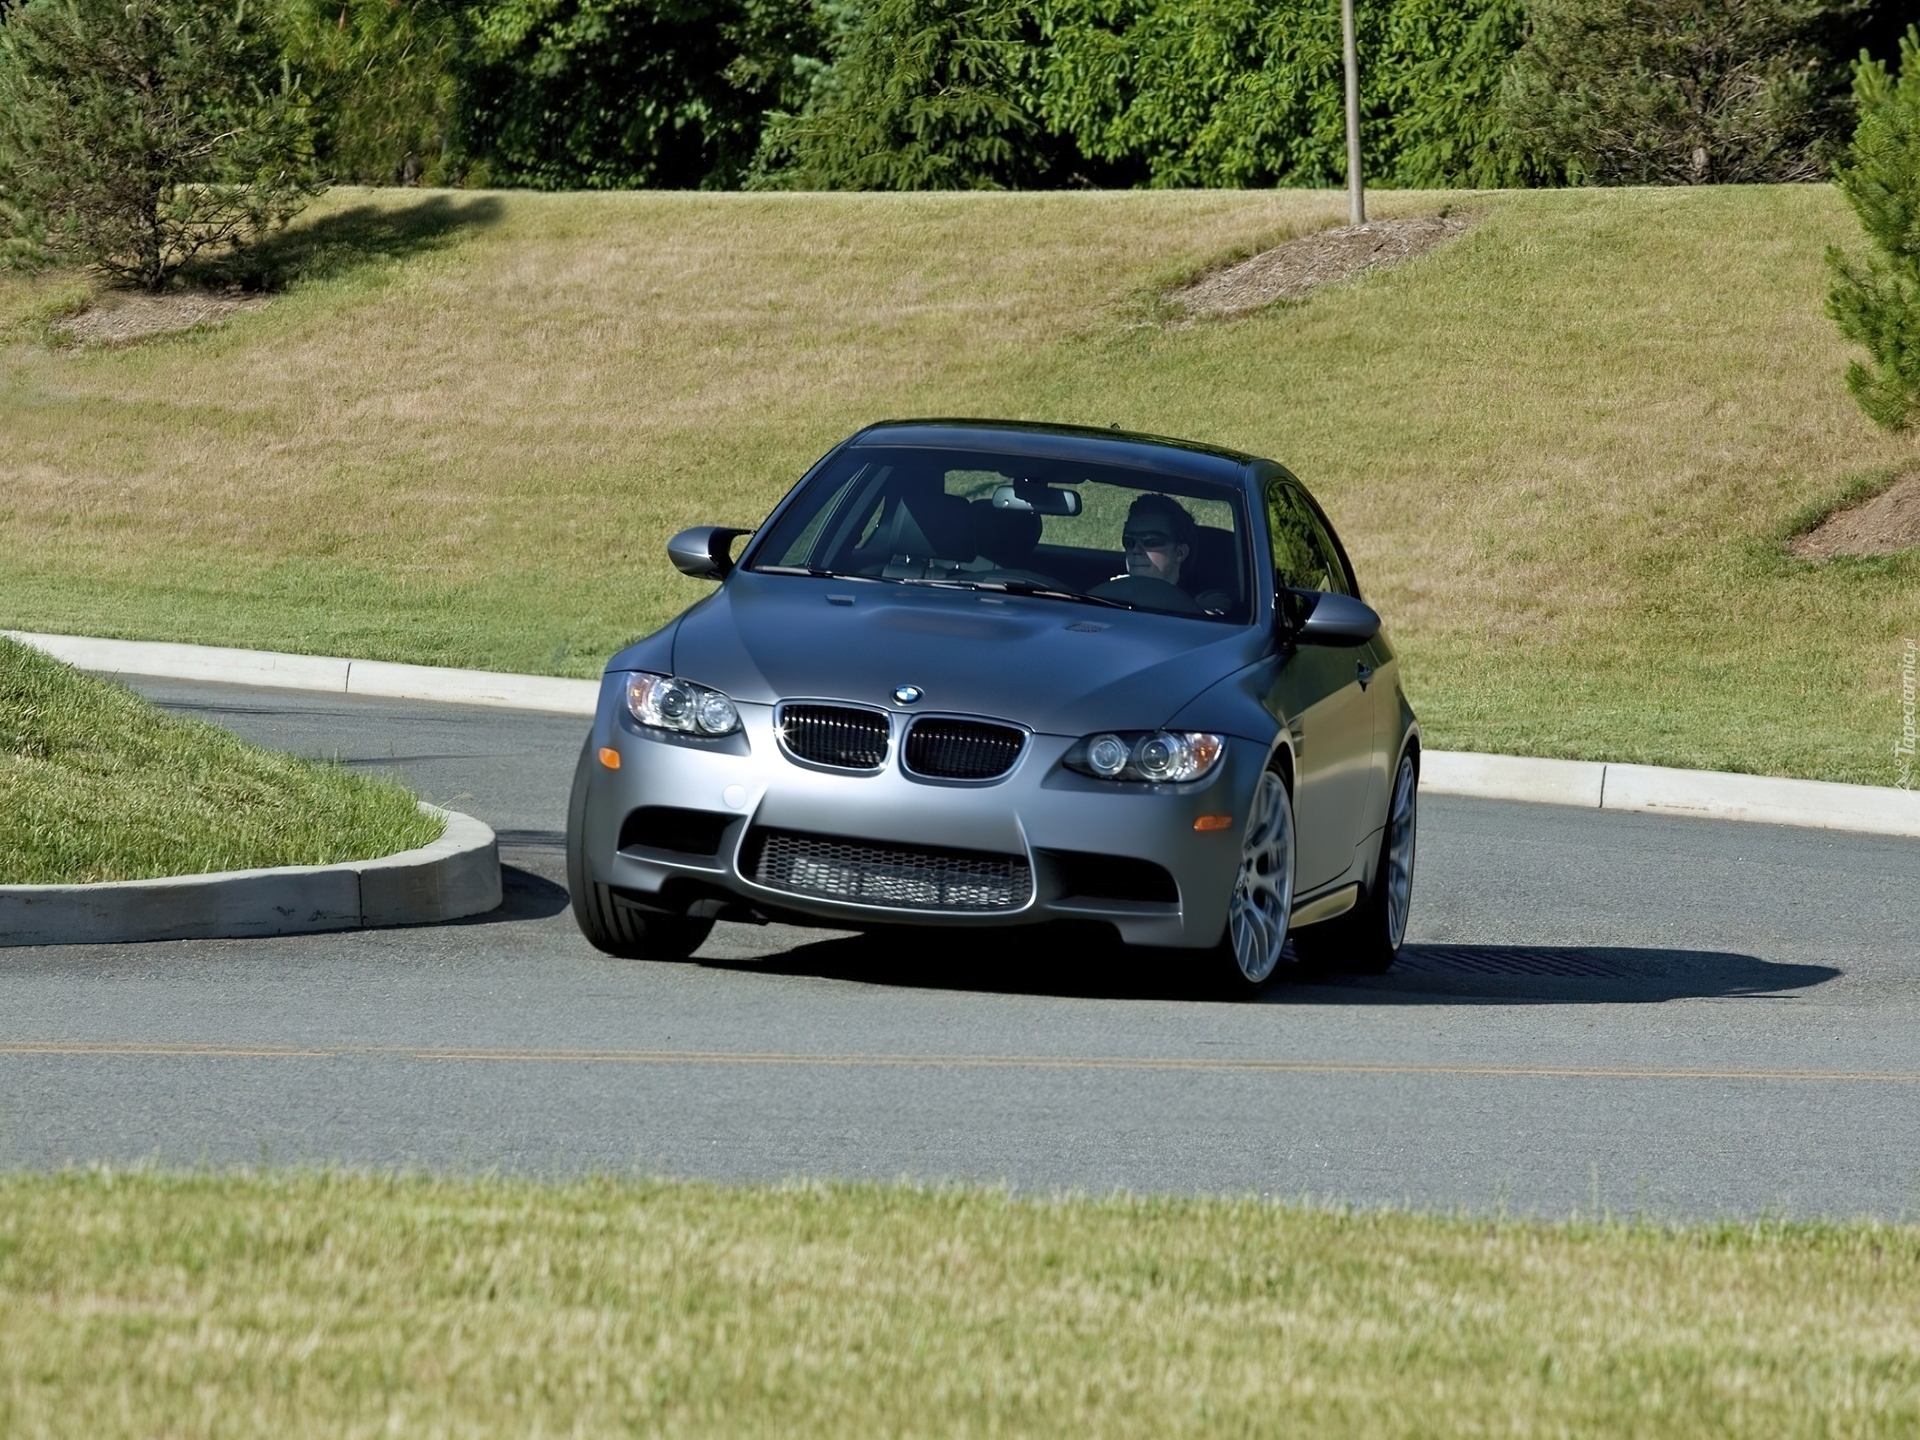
1302, 487, 1396, 849
1262, 478, 1377, 892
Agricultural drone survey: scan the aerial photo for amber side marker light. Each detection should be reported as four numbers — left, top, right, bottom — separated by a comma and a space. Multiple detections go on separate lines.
598, 747, 621, 770
1193, 814, 1233, 832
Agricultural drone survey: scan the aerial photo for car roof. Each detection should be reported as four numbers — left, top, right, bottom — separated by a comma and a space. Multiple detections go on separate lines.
847, 418, 1262, 486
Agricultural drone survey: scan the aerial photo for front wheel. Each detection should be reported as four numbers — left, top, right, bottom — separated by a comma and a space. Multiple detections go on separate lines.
1214, 766, 1296, 994
573, 880, 714, 961
565, 737, 715, 961
1294, 750, 1417, 975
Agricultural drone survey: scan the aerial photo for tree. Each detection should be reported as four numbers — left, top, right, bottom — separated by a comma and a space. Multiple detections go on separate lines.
279, 0, 468, 186
1502, 0, 1843, 186
1036, 0, 1527, 191
1385, 0, 1531, 188
1828, 25, 1920, 431
1039, 0, 1381, 190
0, 0, 321, 289
750, 0, 1105, 189
457, 0, 799, 190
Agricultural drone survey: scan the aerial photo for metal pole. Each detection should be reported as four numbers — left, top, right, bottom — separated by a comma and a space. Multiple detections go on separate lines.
1342, 0, 1364, 226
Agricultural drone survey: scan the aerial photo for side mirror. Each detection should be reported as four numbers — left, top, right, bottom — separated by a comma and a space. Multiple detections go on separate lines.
668, 526, 752, 580
1289, 590, 1380, 647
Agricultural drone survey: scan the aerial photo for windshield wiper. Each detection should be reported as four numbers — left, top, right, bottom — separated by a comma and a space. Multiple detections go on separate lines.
890, 577, 1132, 609
763, 571, 1135, 611
754, 567, 936, 587
974, 580, 1134, 610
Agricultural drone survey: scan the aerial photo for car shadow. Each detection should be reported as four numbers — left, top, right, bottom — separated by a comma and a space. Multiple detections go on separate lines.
438, 862, 572, 926
705, 929, 1840, 1005
1289, 943, 1843, 1006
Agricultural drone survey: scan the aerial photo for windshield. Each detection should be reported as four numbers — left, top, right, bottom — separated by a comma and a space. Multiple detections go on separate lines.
748, 445, 1252, 623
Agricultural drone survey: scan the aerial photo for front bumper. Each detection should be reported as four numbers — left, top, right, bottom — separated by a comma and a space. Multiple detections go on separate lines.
579, 691, 1262, 949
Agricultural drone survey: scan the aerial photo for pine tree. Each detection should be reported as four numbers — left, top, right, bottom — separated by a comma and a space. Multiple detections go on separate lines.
749, 0, 1061, 190
1503, 0, 1839, 185
0, 0, 321, 290
1827, 25, 1920, 431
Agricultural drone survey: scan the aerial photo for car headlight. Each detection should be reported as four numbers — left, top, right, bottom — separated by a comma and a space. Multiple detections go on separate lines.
626, 672, 741, 736
1065, 730, 1225, 783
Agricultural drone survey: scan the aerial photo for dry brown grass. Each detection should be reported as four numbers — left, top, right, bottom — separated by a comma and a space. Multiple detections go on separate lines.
0, 185, 1915, 781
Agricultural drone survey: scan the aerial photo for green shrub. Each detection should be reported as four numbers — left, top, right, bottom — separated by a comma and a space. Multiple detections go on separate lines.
1827, 25, 1920, 431
0, 0, 322, 289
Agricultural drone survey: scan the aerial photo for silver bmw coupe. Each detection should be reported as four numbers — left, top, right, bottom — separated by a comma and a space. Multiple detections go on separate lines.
566, 420, 1418, 992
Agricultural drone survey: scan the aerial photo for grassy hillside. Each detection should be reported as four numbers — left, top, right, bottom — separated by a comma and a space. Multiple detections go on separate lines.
3, 1170, 1917, 1437
2, 186, 1915, 783
0, 637, 438, 883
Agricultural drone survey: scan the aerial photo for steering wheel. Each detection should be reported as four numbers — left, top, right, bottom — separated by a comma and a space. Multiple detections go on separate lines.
969, 568, 1062, 588
1088, 575, 1205, 614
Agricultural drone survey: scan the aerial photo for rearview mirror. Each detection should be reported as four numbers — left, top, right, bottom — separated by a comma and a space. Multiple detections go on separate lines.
1289, 590, 1380, 647
992, 482, 1082, 516
668, 526, 753, 580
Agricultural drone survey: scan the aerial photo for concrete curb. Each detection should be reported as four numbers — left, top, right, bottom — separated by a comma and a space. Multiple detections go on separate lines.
0, 806, 502, 948
4, 631, 599, 715
8, 630, 1919, 840
1418, 751, 1605, 809
1420, 752, 1920, 839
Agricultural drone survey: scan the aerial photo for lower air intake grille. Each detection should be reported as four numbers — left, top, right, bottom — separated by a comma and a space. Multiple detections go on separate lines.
618, 807, 733, 857
1044, 850, 1180, 904
743, 827, 1032, 912
778, 704, 890, 770
904, 718, 1026, 780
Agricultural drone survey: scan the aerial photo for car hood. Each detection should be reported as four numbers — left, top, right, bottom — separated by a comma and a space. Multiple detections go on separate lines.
646, 572, 1273, 735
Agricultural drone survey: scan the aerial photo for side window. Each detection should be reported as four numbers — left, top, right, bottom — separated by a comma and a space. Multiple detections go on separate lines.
1264, 480, 1351, 596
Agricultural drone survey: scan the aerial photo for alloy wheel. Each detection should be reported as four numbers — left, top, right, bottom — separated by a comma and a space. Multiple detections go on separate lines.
1228, 769, 1295, 984
1383, 754, 1417, 950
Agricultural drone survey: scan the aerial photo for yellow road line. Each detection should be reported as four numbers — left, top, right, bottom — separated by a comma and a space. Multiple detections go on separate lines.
0, 1041, 338, 1059
0, 1040, 1916, 1084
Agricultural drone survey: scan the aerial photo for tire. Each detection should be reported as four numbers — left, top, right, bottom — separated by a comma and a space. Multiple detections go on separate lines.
1293, 750, 1417, 975
565, 738, 716, 961
1213, 764, 1297, 994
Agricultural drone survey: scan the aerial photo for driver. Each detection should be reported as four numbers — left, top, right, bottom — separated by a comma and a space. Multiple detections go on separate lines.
1113, 493, 1232, 614
1121, 494, 1195, 587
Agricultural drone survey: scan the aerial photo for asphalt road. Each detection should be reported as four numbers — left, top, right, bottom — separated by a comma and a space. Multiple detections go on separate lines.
1, 677, 1915, 1218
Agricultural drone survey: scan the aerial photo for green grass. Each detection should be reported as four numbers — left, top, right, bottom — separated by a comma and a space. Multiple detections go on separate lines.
0, 636, 440, 883
0, 270, 89, 343
2, 186, 1917, 782
2, 1168, 1917, 1437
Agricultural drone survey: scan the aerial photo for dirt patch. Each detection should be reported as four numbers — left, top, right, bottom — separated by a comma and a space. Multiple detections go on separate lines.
1790, 471, 1920, 559
53, 289, 268, 346
1170, 214, 1474, 322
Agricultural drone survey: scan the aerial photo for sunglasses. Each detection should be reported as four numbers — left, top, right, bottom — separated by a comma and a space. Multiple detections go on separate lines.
1123, 530, 1176, 551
